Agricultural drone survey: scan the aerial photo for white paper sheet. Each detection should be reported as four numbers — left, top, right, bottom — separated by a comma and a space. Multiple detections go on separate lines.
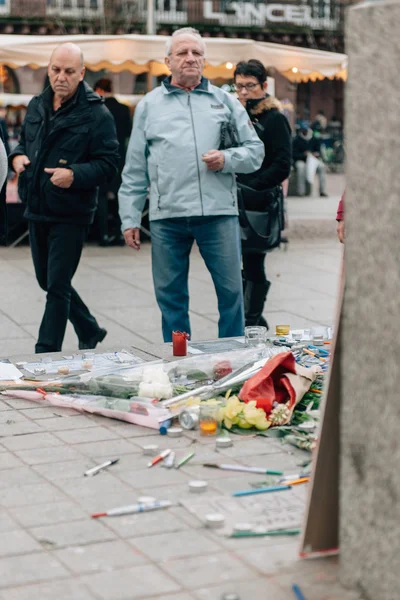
0, 361, 23, 381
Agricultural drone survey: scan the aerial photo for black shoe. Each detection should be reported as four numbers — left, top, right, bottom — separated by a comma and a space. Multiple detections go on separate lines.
79, 328, 107, 350
320, 192, 329, 197
258, 315, 269, 331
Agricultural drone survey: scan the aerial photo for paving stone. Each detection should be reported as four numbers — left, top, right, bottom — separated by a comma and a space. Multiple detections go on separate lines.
136, 482, 221, 504
0, 411, 29, 424
0, 578, 96, 600
0, 552, 68, 588
239, 541, 300, 576
0, 432, 63, 451
37, 415, 98, 432
0, 530, 42, 557
0, 512, 20, 533
104, 509, 191, 539
130, 529, 223, 562
19, 407, 80, 420
15, 445, 84, 466
61, 473, 135, 504
72, 438, 142, 459
0, 453, 24, 470
131, 434, 197, 452
117, 465, 190, 489
0, 466, 45, 489
30, 519, 116, 550
32, 458, 97, 481
159, 552, 256, 589
83, 564, 182, 599
54, 539, 148, 574
0, 482, 68, 508
54, 426, 121, 445
0, 420, 43, 437
218, 438, 284, 459
0, 400, 13, 412
2, 398, 44, 410
9, 500, 87, 529
193, 578, 289, 600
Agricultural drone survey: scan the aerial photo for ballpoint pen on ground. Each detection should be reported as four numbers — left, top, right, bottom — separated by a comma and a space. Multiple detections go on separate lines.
84, 458, 119, 477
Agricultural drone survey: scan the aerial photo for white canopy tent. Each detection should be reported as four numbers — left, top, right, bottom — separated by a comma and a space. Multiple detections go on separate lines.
0, 34, 347, 83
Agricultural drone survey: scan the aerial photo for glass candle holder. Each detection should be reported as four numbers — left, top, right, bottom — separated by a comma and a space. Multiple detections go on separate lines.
244, 325, 268, 347
199, 405, 221, 437
172, 331, 189, 356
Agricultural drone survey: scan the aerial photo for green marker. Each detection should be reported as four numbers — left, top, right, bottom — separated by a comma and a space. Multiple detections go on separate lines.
175, 452, 195, 469
231, 529, 300, 539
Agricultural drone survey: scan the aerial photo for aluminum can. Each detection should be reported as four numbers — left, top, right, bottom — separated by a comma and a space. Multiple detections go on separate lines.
179, 406, 200, 430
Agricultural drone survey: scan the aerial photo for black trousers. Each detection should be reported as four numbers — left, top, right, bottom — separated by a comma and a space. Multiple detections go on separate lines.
29, 221, 101, 353
242, 251, 267, 284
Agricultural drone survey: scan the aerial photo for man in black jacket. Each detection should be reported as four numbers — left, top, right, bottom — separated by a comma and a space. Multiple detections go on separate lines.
234, 59, 292, 328
9, 43, 119, 353
94, 78, 132, 246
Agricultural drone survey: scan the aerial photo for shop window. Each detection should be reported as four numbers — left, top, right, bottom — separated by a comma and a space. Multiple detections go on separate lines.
0, 0, 10, 15
46, 0, 103, 15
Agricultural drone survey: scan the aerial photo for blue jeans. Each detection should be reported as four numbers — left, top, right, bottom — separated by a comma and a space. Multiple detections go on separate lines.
150, 215, 244, 342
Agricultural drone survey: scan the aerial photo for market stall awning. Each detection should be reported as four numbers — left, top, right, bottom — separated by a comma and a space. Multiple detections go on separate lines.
0, 34, 347, 82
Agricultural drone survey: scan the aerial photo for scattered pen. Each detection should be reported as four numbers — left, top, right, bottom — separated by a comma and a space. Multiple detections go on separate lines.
292, 584, 307, 600
231, 529, 301, 539
203, 463, 283, 476
147, 449, 171, 468
84, 458, 119, 477
283, 477, 310, 486
175, 452, 195, 469
279, 472, 310, 483
232, 484, 291, 497
92, 500, 173, 519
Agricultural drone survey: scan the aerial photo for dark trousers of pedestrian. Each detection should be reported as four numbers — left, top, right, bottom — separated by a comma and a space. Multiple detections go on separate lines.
29, 221, 102, 353
242, 250, 270, 329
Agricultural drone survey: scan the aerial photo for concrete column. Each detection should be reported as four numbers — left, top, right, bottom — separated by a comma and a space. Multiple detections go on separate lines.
341, 1, 400, 598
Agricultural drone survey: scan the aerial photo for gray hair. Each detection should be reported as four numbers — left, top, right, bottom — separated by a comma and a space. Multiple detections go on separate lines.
165, 27, 206, 57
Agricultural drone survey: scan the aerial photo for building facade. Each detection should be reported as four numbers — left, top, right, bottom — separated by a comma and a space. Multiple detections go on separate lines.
0, 0, 357, 123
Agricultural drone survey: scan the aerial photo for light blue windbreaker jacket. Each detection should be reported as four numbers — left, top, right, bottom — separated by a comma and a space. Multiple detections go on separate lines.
118, 77, 265, 230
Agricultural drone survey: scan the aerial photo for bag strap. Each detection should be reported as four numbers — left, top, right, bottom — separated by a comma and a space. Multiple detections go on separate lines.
238, 185, 283, 241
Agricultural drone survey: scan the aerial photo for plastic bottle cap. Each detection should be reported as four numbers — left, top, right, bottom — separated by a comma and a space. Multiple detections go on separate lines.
189, 480, 208, 493
205, 513, 225, 528
167, 427, 183, 438
216, 436, 233, 448
142, 445, 159, 456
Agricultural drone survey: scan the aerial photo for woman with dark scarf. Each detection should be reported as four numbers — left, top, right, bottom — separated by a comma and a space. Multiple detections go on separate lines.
234, 60, 292, 328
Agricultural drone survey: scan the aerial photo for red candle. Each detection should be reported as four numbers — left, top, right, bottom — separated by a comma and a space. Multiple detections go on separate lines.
172, 331, 189, 356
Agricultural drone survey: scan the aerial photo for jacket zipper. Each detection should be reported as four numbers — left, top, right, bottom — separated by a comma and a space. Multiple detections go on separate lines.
187, 94, 204, 216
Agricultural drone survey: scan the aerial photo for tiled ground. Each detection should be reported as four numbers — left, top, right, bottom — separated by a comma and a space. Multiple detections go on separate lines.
0, 389, 360, 600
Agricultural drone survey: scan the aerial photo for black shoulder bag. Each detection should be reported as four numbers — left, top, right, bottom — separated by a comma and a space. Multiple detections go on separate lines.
219, 120, 284, 253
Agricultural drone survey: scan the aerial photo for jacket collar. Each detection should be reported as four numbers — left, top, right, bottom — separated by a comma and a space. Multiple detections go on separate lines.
246, 94, 282, 116
162, 76, 211, 94
37, 81, 100, 127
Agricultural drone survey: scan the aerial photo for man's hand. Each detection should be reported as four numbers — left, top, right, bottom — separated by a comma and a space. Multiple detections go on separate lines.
44, 168, 74, 188
12, 155, 31, 175
202, 150, 225, 172
123, 227, 141, 250
337, 220, 344, 244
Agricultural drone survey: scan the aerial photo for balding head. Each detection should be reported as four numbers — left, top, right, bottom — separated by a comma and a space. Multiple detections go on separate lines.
48, 42, 85, 106
50, 43, 84, 68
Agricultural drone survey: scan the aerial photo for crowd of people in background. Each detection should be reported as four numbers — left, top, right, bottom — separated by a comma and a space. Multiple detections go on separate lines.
0, 27, 345, 352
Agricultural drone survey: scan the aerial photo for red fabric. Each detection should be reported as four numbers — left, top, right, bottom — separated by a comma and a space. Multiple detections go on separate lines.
336, 192, 344, 221
239, 351, 297, 415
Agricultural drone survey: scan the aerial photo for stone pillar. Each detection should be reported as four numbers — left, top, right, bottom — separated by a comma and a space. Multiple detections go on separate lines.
341, 2, 400, 599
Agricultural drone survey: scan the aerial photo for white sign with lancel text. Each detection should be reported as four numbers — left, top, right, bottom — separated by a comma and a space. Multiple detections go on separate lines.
203, 1, 338, 29
151, 1, 339, 30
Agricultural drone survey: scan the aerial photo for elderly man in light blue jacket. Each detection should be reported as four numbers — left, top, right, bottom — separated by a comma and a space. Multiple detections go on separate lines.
119, 27, 264, 342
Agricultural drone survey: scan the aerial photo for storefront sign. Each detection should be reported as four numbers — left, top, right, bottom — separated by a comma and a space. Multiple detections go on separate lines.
203, 1, 338, 29
152, 0, 338, 30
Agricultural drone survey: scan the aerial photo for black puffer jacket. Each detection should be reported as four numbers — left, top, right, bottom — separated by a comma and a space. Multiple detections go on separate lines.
238, 95, 292, 191
9, 81, 119, 225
